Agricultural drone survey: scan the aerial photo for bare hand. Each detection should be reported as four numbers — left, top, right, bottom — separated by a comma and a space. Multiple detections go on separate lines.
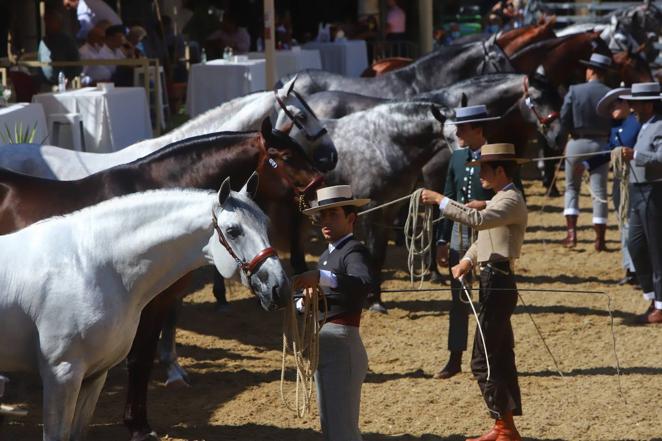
291, 270, 320, 290
436, 243, 449, 267
420, 189, 443, 206
451, 259, 472, 280
464, 200, 487, 210
621, 147, 634, 161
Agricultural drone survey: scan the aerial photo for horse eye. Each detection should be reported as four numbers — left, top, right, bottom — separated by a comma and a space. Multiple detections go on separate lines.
226, 226, 241, 238
282, 154, 292, 162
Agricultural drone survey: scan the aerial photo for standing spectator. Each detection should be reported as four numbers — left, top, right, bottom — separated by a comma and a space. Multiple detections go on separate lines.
385, 0, 406, 41
620, 82, 662, 324
559, 53, 613, 251
205, 11, 251, 55
38, 6, 81, 84
62, 0, 121, 41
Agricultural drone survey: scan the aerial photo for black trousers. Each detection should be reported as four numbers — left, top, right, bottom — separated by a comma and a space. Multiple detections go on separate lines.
628, 183, 662, 301
447, 247, 470, 352
470, 262, 522, 418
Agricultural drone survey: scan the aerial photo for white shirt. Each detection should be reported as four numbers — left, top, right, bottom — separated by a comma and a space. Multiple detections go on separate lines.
76, 0, 122, 40
79, 43, 125, 81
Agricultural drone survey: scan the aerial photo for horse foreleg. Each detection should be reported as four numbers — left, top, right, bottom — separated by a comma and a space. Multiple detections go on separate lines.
158, 299, 191, 388
70, 370, 108, 441
124, 293, 176, 441
361, 213, 391, 308
40, 360, 84, 441
212, 270, 229, 309
289, 210, 308, 274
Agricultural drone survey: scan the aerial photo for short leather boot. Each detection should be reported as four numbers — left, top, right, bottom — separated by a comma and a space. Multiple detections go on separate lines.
593, 223, 606, 252
562, 215, 578, 248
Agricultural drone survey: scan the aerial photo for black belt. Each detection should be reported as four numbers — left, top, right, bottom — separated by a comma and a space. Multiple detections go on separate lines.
479, 261, 512, 275
632, 181, 662, 188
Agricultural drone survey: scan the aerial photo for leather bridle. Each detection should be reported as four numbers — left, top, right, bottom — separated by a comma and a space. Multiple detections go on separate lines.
523, 76, 559, 131
211, 209, 277, 284
274, 90, 329, 142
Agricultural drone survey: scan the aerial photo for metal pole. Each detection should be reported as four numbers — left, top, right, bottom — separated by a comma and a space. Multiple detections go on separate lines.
418, 0, 433, 54
263, 0, 276, 88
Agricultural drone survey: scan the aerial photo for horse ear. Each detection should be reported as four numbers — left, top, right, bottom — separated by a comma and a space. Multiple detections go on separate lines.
260, 117, 274, 145
240, 172, 259, 199
287, 74, 298, 94
218, 177, 232, 207
431, 105, 446, 124
461, 93, 468, 107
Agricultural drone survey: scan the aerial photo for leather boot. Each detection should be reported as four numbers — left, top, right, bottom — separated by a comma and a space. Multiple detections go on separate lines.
433, 351, 462, 379
593, 224, 606, 252
562, 215, 578, 248
466, 412, 521, 441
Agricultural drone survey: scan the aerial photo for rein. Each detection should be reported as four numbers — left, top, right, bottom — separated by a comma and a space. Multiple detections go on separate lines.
211, 209, 277, 283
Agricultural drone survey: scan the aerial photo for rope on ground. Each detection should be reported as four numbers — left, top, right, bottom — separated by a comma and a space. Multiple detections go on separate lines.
280, 286, 326, 417
403, 189, 434, 287
611, 148, 629, 231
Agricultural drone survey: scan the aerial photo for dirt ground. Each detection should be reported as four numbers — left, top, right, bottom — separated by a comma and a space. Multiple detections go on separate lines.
3, 179, 662, 441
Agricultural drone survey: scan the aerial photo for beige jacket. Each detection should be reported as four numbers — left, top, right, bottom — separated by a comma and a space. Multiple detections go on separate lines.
441, 187, 528, 265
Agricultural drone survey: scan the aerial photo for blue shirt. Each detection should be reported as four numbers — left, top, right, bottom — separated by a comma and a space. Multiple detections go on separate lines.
584, 113, 641, 171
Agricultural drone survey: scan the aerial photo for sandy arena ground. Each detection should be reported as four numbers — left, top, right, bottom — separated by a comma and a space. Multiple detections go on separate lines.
2, 179, 662, 441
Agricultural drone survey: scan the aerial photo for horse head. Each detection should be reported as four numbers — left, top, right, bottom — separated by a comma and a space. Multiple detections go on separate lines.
258, 117, 324, 204
519, 74, 563, 151
611, 50, 654, 85
210, 175, 290, 311
273, 76, 338, 173
615, 3, 661, 62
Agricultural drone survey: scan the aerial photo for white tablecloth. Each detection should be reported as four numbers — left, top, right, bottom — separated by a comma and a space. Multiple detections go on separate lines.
247, 49, 322, 82
186, 59, 266, 118
302, 40, 369, 77
32, 87, 152, 153
0, 103, 49, 145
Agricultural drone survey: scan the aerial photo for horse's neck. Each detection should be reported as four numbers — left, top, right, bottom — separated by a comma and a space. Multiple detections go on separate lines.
78, 191, 215, 311
135, 136, 262, 189
123, 92, 276, 159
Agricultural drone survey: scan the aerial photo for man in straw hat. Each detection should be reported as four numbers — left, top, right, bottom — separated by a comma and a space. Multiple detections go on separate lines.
292, 185, 375, 441
559, 52, 614, 251
433, 104, 500, 380
421, 143, 528, 441
618, 82, 662, 324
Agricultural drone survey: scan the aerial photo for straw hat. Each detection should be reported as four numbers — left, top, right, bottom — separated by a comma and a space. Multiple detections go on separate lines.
302, 185, 370, 216
447, 104, 501, 125
579, 53, 615, 71
466, 143, 527, 166
596, 87, 630, 118
618, 82, 662, 101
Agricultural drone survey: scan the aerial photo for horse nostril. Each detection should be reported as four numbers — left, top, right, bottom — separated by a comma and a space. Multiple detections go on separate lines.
272, 284, 281, 304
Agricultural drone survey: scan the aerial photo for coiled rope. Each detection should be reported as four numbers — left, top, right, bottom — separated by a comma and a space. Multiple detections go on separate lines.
611, 147, 630, 230
280, 287, 327, 417
403, 189, 434, 287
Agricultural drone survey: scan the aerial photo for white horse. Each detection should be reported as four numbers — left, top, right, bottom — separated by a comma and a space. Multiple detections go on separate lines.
0, 175, 288, 441
0, 76, 336, 179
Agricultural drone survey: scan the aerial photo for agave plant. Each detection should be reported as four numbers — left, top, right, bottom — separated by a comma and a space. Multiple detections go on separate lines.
1, 121, 38, 144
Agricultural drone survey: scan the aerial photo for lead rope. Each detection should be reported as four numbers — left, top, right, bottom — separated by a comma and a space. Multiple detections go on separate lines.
403, 189, 434, 287
280, 286, 327, 417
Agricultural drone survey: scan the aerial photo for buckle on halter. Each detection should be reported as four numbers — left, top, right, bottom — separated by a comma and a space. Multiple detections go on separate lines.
268, 158, 278, 169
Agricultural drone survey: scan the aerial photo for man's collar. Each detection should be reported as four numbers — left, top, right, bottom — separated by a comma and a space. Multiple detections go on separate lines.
328, 233, 353, 253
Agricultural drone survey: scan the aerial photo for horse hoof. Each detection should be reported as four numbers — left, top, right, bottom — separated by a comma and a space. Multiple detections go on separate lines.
130, 430, 160, 441
165, 376, 191, 388
165, 363, 191, 388
214, 302, 231, 313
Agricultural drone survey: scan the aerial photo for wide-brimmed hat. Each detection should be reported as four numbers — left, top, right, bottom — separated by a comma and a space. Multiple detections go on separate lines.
302, 185, 370, 216
579, 53, 614, 71
447, 105, 501, 125
596, 87, 630, 118
466, 143, 527, 166
618, 82, 662, 101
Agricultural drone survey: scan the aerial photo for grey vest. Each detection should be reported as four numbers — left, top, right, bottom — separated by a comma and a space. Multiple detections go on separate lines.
630, 115, 662, 184
561, 80, 611, 138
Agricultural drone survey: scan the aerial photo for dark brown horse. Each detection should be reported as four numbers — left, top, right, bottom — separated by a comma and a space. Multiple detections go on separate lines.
0, 119, 322, 441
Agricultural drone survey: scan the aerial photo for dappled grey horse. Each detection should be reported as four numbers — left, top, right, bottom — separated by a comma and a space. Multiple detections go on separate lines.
277, 36, 513, 98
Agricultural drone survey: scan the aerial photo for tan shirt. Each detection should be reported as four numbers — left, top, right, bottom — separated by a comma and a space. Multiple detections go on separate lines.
441, 186, 528, 265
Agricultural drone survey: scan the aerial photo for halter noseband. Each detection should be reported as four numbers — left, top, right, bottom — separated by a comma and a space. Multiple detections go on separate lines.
211, 209, 277, 280
274, 90, 329, 142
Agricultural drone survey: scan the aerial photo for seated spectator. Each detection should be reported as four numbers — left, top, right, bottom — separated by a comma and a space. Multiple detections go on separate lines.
104, 24, 135, 86
205, 12, 250, 56
38, 6, 81, 84
127, 25, 147, 58
79, 24, 114, 83
63, 0, 122, 41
